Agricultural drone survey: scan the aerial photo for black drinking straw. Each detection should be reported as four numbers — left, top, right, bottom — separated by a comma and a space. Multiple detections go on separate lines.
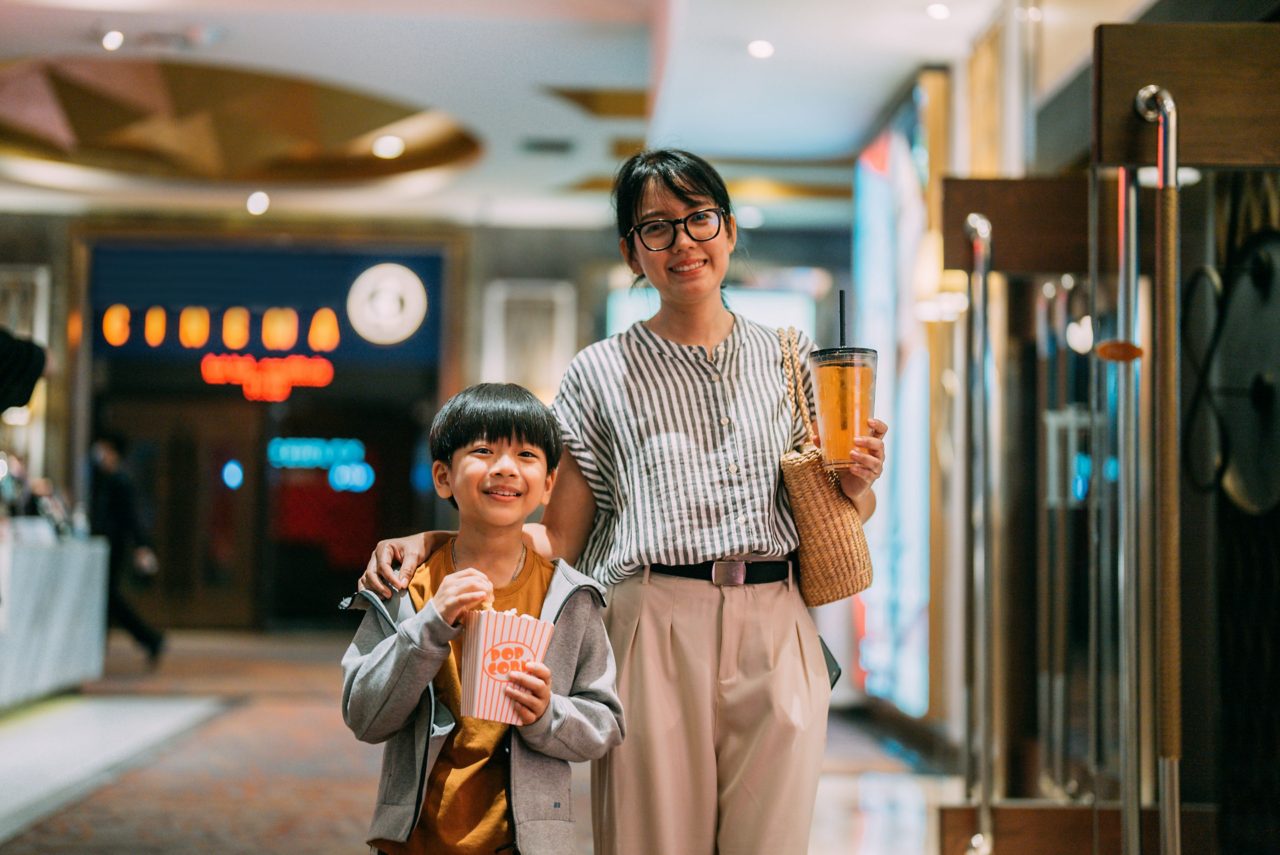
838, 290, 847, 346
838, 290, 848, 430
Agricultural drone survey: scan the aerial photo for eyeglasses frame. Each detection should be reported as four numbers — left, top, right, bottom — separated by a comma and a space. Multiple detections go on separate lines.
626, 207, 728, 252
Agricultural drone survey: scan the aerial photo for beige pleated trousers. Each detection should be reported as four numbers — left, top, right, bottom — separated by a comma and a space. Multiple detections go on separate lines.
591, 567, 830, 855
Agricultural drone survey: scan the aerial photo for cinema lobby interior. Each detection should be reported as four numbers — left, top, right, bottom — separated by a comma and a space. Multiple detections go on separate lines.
1, 1, 1278, 853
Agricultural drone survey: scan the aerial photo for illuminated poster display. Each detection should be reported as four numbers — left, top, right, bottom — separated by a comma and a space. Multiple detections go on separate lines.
852, 94, 931, 718
90, 244, 444, 398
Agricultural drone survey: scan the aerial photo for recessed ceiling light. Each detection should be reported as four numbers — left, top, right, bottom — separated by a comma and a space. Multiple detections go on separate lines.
372, 135, 405, 159
246, 191, 270, 216
736, 206, 765, 229
101, 30, 124, 51
747, 40, 775, 59
926, 3, 951, 20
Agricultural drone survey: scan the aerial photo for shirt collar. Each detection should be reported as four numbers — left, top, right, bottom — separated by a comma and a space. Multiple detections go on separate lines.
627, 310, 742, 361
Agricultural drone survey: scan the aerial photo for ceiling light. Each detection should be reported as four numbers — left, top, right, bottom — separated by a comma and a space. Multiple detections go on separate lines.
1066, 315, 1094, 354
246, 191, 270, 216
101, 30, 124, 51
372, 135, 405, 159
747, 40, 775, 59
1027, 7, 1044, 23
736, 206, 764, 229
926, 3, 951, 20
1136, 166, 1201, 188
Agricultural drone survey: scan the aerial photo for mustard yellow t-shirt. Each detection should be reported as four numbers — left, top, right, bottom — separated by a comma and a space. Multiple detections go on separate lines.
372, 540, 554, 855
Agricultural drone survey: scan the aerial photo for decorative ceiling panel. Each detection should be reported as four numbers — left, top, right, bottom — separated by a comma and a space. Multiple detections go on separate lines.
0, 58, 480, 183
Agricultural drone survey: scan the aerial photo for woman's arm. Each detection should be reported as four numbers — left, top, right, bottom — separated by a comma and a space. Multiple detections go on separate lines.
528, 446, 597, 565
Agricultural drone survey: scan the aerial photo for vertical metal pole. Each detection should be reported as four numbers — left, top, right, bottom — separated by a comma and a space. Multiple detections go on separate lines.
965, 212, 994, 855
1116, 165, 1143, 855
1086, 166, 1102, 855
1135, 83, 1182, 855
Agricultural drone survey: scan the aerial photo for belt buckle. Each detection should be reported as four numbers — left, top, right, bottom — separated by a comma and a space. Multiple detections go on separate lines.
711, 560, 747, 586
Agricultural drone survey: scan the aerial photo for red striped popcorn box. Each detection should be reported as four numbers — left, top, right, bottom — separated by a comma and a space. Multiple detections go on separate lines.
459, 608, 555, 724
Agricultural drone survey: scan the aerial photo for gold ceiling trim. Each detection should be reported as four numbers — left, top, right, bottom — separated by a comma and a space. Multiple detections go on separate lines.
610, 137, 647, 158
568, 175, 851, 201
547, 87, 647, 118
0, 58, 481, 184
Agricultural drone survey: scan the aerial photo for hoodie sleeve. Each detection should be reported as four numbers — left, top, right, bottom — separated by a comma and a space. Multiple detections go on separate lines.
517, 589, 624, 762
340, 593, 462, 744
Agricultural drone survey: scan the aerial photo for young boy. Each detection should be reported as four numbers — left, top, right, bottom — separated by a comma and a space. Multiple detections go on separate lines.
341, 383, 624, 855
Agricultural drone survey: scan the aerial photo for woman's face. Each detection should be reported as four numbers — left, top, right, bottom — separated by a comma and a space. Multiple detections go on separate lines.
620, 182, 736, 310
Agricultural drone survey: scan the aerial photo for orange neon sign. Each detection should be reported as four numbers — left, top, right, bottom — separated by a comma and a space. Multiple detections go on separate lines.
222, 307, 250, 350
103, 304, 131, 346
200, 353, 334, 402
179, 307, 211, 348
261, 308, 298, 351
308, 308, 340, 352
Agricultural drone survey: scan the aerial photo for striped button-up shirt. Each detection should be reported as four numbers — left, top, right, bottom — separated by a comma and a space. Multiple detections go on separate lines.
552, 313, 816, 587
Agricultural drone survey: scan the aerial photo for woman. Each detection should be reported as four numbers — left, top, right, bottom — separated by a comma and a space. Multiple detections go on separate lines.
361, 149, 888, 855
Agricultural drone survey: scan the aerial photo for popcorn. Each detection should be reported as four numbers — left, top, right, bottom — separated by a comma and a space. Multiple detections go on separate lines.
459, 608, 554, 724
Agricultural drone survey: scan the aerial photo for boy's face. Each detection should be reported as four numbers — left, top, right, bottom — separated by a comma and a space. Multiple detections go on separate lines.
432, 435, 556, 529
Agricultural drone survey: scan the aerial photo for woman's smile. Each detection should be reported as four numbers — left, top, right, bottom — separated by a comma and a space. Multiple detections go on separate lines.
669, 258, 708, 275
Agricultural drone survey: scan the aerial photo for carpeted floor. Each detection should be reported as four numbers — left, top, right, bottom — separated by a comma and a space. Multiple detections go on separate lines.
1, 630, 387, 855
1, 629, 937, 854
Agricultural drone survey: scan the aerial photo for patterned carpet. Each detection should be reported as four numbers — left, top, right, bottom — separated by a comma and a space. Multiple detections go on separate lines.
1, 630, 921, 855
0, 630, 385, 855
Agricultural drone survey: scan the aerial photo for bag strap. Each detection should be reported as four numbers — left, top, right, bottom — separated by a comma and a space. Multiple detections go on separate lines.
777, 326, 810, 440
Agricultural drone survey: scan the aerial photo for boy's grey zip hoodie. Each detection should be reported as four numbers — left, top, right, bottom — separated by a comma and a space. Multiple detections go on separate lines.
340, 558, 624, 853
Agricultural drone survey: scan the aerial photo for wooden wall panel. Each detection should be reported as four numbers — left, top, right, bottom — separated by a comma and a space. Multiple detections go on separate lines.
942, 177, 1088, 273
938, 802, 1218, 854
1094, 24, 1280, 168
942, 176, 1158, 275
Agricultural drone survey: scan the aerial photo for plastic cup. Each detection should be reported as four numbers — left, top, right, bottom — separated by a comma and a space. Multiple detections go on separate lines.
808, 347, 877, 470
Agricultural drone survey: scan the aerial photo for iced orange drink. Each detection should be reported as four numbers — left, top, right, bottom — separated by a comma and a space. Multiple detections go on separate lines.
808, 347, 877, 470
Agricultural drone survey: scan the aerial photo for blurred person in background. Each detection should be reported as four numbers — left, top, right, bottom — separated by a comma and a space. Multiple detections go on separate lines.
90, 431, 165, 666
0, 326, 47, 412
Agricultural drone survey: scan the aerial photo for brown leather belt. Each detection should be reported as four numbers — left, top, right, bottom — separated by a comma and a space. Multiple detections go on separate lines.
649, 558, 791, 586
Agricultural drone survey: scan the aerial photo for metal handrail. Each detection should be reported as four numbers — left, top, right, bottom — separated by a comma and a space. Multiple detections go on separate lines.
1135, 82, 1182, 855
1116, 165, 1143, 855
964, 212, 994, 855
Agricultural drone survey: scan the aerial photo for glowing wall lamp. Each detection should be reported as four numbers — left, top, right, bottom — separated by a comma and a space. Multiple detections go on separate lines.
222, 307, 250, 350
144, 306, 166, 347
179, 306, 211, 348
308, 308, 340, 352
103, 304, 130, 346
261, 308, 298, 351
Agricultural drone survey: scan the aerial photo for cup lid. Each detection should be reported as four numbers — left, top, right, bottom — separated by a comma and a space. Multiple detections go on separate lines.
809, 346, 877, 362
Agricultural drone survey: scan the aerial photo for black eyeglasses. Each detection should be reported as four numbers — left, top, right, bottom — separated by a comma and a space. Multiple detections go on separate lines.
627, 207, 726, 252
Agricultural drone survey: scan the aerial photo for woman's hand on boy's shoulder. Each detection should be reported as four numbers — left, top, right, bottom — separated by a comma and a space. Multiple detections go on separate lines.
361, 530, 451, 597
430, 569, 494, 625
507, 661, 552, 726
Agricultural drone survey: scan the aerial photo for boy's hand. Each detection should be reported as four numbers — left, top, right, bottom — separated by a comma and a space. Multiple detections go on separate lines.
430, 569, 494, 626
507, 661, 552, 725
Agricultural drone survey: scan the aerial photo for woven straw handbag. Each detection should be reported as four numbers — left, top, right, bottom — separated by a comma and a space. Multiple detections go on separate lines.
777, 327, 873, 606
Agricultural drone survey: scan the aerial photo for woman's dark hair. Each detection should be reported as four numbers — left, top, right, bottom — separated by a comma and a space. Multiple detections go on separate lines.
429, 383, 562, 471
612, 149, 734, 244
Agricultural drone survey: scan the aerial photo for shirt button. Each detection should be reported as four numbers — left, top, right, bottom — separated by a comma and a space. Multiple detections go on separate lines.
720, 417, 730, 426
738, 515, 747, 525
728, 463, 738, 474
711, 374, 721, 383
